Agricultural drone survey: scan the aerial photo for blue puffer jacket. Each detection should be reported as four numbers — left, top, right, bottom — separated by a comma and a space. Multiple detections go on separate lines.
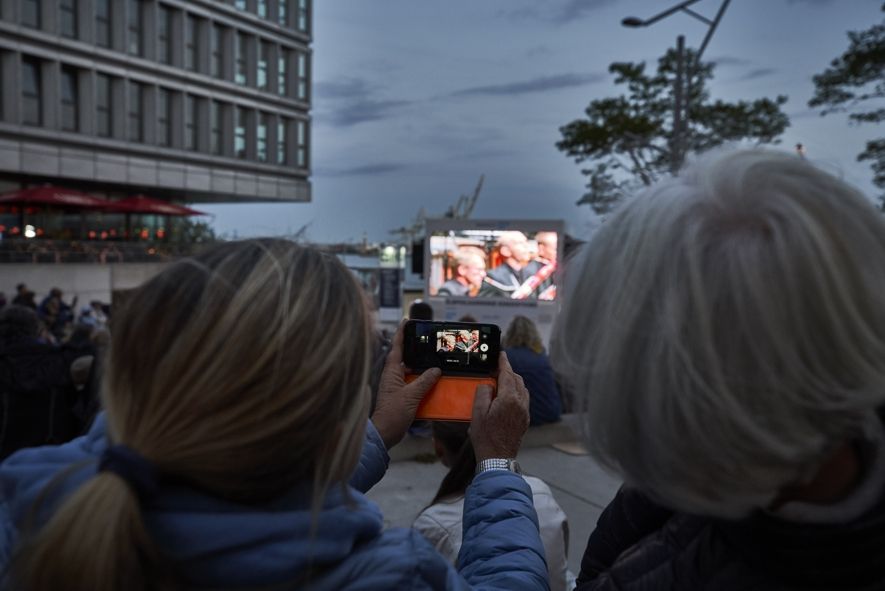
0, 415, 549, 590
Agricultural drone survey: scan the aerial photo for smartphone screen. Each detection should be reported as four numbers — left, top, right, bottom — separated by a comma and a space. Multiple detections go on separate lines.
404, 320, 500, 376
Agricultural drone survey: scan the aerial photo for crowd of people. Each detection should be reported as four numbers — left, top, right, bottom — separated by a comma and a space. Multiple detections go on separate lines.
0, 148, 884, 589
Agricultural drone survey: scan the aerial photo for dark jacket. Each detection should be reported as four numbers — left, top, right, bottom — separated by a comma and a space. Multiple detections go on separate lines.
576, 480, 885, 591
0, 339, 83, 460
505, 347, 561, 426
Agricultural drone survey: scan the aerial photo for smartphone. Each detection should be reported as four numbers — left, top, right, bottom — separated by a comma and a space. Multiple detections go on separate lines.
403, 320, 501, 376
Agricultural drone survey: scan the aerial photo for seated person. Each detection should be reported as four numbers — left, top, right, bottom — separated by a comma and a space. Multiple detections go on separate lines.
0, 239, 547, 591
551, 149, 885, 590
414, 421, 574, 591
504, 316, 561, 426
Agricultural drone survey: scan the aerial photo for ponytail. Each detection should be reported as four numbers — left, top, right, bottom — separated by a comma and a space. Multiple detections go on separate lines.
429, 421, 477, 506
11, 472, 173, 591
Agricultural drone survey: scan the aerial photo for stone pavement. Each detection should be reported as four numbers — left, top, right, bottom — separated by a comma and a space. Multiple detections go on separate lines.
366, 416, 622, 573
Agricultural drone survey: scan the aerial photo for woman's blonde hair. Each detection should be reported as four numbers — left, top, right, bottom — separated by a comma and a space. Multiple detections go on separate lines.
14, 239, 373, 591
552, 149, 885, 518
504, 315, 544, 354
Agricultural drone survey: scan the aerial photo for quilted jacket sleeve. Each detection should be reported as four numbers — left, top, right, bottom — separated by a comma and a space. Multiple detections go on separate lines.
349, 420, 390, 494
457, 471, 550, 591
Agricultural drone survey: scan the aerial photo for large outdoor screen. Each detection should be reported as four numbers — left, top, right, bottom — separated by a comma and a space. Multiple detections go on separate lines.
427, 228, 559, 301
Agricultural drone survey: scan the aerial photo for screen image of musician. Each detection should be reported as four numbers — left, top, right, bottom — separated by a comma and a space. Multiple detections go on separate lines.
436, 329, 480, 353
429, 230, 558, 300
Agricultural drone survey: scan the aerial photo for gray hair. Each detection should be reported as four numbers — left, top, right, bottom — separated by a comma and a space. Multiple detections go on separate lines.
551, 149, 885, 518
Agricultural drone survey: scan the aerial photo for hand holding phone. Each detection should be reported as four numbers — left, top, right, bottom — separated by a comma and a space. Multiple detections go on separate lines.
403, 320, 501, 421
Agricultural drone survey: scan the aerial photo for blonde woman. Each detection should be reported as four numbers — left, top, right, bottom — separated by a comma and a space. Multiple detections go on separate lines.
553, 150, 885, 590
503, 316, 561, 425
0, 239, 547, 591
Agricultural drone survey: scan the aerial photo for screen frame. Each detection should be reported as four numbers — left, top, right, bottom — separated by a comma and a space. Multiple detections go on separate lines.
424, 218, 565, 304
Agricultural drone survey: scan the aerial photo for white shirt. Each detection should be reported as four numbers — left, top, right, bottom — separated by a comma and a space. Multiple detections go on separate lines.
413, 475, 574, 591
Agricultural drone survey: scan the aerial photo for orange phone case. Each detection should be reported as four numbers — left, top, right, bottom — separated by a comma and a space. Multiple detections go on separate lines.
407, 374, 497, 421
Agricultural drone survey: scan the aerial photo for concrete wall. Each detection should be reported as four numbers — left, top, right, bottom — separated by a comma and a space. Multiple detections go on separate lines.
0, 262, 166, 305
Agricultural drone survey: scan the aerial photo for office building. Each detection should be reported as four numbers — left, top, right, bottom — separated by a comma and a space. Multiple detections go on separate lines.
0, 0, 312, 204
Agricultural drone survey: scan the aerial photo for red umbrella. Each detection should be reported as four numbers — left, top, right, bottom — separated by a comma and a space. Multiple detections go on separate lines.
103, 195, 207, 216
103, 195, 207, 241
0, 186, 109, 209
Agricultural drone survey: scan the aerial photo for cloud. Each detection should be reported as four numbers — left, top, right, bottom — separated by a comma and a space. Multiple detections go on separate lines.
500, 0, 615, 24
450, 73, 604, 97
315, 163, 407, 177
314, 76, 410, 127
314, 78, 370, 100
738, 67, 777, 81
321, 99, 411, 127
710, 55, 753, 67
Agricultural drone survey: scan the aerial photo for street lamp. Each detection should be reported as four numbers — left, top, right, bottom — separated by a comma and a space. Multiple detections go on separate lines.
622, 0, 731, 173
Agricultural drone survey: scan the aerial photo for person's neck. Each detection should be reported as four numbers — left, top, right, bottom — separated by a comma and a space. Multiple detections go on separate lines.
506, 259, 523, 271
772, 441, 862, 508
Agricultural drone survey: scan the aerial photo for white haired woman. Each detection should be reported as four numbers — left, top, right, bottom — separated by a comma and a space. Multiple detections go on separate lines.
0, 239, 547, 591
552, 150, 885, 590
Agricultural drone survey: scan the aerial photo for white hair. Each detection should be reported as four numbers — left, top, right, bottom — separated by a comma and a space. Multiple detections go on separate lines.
551, 148, 885, 518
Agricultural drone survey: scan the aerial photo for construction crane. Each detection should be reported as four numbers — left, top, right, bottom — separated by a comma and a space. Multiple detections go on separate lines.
444, 174, 484, 219
389, 175, 484, 242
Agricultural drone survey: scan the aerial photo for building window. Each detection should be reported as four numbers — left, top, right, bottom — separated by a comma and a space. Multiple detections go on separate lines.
96, 73, 112, 136
296, 120, 306, 167
235, 33, 247, 85
21, 0, 40, 29
278, 0, 288, 26
185, 95, 198, 151
128, 81, 143, 142
60, 0, 78, 38
128, 0, 142, 56
21, 57, 42, 126
185, 15, 198, 72
258, 42, 269, 90
61, 67, 79, 132
95, 0, 111, 48
257, 112, 269, 162
210, 101, 222, 155
235, 107, 246, 158
297, 0, 308, 33
257, 0, 267, 18
158, 6, 172, 64
234, 0, 246, 10
210, 24, 223, 78
157, 88, 171, 147
278, 48, 288, 96
277, 119, 287, 165
297, 52, 308, 100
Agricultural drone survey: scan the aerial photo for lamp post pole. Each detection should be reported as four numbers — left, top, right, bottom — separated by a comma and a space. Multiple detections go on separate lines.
622, 0, 731, 174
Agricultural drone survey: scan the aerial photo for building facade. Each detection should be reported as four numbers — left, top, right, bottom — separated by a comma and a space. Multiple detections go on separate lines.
0, 0, 311, 204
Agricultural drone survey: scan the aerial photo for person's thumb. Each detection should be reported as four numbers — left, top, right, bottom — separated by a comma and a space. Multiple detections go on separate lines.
404, 367, 441, 403
471, 384, 494, 423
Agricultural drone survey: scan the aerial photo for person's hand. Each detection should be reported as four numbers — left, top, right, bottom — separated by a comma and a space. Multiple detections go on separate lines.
470, 352, 530, 461
372, 322, 441, 449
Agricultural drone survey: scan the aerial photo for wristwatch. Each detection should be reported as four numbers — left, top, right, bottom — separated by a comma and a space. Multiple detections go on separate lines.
476, 458, 522, 475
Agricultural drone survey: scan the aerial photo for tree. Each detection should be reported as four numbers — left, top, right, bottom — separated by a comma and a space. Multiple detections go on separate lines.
809, 3, 885, 207
557, 47, 790, 215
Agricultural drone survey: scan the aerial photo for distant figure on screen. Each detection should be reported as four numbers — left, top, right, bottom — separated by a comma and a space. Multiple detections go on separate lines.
479, 232, 533, 298
532, 232, 558, 301
438, 252, 486, 297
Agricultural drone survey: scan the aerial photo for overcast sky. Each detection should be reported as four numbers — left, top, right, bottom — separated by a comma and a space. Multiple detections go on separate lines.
203, 0, 883, 244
